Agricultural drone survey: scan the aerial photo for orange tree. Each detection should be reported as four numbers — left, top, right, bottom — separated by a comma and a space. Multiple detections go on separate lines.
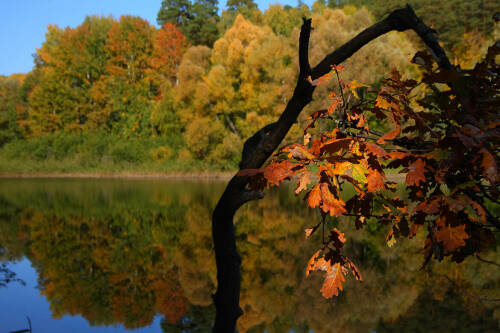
211, 5, 499, 332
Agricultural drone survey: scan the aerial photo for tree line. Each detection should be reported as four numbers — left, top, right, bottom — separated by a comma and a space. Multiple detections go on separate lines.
0, 0, 497, 171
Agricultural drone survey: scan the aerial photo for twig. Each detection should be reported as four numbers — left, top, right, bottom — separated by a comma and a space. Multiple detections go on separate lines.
476, 254, 500, 269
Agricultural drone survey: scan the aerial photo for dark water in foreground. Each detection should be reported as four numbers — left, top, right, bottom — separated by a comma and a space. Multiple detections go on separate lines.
0, 178, 498, 332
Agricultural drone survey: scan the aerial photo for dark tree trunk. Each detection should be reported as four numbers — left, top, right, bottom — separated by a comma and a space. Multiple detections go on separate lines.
211, 5, 452, 332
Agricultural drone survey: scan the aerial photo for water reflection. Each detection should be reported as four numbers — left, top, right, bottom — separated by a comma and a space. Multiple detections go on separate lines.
0, 178, 498, 332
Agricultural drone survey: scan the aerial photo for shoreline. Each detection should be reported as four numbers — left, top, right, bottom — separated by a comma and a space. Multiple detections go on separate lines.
0, 171, 235, 180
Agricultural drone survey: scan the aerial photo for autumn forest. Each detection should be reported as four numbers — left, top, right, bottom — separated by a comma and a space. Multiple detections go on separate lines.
0, 0, 498, 172
1, 0, 499, 332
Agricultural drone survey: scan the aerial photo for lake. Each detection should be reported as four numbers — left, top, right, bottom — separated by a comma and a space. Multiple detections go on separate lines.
0, 178, 498, 332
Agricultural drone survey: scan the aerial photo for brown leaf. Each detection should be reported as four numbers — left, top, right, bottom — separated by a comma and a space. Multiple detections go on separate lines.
304, 228, 314, 239
480, 148, 498, 183
414, 197, 441, 214
406, 159, 426, 186
320, 138, 353, 155
436, 224, 469, 253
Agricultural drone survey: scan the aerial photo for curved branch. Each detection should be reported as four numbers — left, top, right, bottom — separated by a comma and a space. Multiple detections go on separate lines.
212, 5, 454, 332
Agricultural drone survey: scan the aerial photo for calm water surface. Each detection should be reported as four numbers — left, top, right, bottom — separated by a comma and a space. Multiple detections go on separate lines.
0, 178, 498, 332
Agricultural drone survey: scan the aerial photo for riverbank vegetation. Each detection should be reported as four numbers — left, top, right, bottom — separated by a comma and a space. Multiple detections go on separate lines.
0, 0, 497, 174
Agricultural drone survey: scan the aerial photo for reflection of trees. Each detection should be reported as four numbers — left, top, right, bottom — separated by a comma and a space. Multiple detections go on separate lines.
0, 179, 498, 331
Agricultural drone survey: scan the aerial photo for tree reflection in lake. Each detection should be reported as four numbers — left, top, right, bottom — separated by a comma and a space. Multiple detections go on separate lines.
0, 178, 498, 332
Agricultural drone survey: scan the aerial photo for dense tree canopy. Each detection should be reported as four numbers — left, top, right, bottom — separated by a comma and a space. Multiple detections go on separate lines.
1, 1, 497, 172
157, 0, 219, 46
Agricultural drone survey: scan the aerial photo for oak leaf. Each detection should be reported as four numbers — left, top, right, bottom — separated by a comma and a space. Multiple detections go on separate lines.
436, 224, 469, 253
406, 159, 426, 186
320, 263, 346, 298
375, 95, 391, 109
320, 138, 353, 155
264, 160, 298, 186
364, 142, 388, 157
307, 184, 322, 209
376, 124, 401, 144
367, 170, 385, 192
320, 183, 346, 216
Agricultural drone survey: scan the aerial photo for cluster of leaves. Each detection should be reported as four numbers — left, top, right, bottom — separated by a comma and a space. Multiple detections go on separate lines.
240, 44, 499, 298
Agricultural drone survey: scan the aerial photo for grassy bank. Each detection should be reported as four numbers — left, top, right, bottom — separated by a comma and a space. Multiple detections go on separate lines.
0, 132, 238, 175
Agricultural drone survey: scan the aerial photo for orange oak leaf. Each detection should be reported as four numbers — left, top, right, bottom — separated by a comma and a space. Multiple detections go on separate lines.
376, 124, 401, 144
283, 144, 316, 160
320, 183, 346, 216
304, 228, 314, 238
436, 224, 469, 253
264, 160, 298, 186
332, 162, 352, 175
364, 142, 388, 157
307, 184, 322, 209
375, 95, 391, 109
306, 251, 346, 298
320, 262, 345, 298
367, 170, 385, 192
306, 250, 323, 277
406, 159, 426, 186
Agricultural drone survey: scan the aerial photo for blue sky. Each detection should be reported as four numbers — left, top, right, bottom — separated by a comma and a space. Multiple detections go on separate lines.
0, 0, 313, 76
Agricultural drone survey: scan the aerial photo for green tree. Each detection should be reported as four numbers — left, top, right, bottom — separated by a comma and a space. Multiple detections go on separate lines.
157, 0, 219, 46
0, 75, 25, 145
